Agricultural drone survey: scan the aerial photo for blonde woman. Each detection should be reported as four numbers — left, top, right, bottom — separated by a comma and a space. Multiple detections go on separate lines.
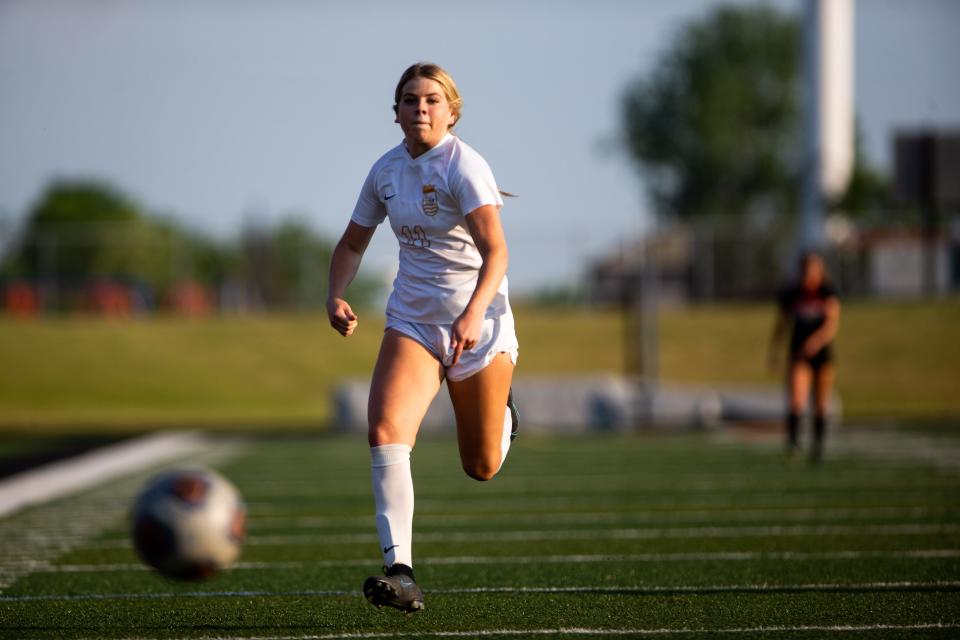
326, 62, 519, 613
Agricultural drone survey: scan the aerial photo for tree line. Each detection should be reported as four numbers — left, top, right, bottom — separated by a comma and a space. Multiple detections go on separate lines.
0, 180, 378, 314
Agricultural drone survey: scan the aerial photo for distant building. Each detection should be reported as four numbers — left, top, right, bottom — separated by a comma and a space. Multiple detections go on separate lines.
587, 224, 789, 306
862, 227, 958, 298
587, 218, 960, 305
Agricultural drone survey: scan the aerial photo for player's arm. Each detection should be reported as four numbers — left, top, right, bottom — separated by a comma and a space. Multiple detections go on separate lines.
450, 204, 509, 364
803, 296, 840, 356
327, 221, 376, 337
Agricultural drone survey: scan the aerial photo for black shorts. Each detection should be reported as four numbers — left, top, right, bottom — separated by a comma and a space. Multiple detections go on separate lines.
790, 345, 834, 371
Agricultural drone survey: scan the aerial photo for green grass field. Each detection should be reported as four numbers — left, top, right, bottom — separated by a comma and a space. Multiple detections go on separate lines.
1, 300, 958, 430
1, 428, 958, 639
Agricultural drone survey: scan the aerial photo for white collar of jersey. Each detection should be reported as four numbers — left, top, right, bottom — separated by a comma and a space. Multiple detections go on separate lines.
403, 133, 454, 162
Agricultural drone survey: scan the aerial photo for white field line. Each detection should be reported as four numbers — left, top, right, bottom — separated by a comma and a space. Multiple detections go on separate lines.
98, 623, 960, 640
725, 425, 960, 472
0, 434, 242, 592
80, 521, 960, 550
245, 505, 949, 528
0, 431, 206, 518
237, 474, 954, 496
833, 430, 960, 471
5, 580, 959, 603
239, 481, 958, 500
26, 549, 960, 573
410, 490, 952, 512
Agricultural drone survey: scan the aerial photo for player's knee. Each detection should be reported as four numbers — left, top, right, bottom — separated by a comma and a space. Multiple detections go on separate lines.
462, 455, 500, 482
368, 418, 405, 447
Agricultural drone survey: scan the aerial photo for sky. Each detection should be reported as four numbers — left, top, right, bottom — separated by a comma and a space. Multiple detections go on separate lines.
1, 0, 958, 294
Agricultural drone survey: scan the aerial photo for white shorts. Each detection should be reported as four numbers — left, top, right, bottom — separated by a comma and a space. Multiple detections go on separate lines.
385, 311, 519, 382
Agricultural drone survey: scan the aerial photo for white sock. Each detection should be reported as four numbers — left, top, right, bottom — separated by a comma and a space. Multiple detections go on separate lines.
370, 444, 414, 568
498, 405, 512, 470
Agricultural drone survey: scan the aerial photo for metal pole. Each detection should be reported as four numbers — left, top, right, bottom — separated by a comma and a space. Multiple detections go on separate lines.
800, 0, 855, 254
631, 234, 658, 429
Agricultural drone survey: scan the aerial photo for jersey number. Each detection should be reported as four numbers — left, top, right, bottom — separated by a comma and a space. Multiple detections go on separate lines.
401, 225, 431, 249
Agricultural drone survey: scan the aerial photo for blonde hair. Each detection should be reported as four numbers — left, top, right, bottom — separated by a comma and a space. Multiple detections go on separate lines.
393, 62, 463, 128
392, 63, 517, 198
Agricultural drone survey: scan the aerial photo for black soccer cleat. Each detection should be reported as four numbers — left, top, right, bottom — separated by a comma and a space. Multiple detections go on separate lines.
363, 563, 424, 613
507, 388, 520, 441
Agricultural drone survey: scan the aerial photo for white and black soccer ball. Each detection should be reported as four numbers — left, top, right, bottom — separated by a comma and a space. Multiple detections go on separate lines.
131, 467, 246, 580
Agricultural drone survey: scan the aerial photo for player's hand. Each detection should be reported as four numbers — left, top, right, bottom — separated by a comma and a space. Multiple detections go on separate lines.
326, 297, 358, 337
802, 337, 822, 358
449, 308, 483, 366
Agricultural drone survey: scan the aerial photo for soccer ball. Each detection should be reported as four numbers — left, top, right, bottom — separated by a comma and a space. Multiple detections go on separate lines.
131, 467, 246, 580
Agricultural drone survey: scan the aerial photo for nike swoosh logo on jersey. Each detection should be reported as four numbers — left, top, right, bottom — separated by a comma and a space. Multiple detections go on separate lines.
384, 193, 397, 201
383, 544, 399, 553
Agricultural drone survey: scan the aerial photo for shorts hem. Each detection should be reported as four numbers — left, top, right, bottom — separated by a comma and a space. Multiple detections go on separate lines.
384, 323, 443, 363
385, 314, 518, 382
445, 347, 519, 383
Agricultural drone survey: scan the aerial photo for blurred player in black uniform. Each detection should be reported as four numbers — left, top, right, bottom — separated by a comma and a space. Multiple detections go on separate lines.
769, 252, 841, 464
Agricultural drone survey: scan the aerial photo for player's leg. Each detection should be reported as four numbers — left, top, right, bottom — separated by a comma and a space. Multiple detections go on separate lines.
364, 330, 442, 612
811, 361, 835, 464
368, 329, 443, 447
447, 352, 515, 481
786, 359, 812, 456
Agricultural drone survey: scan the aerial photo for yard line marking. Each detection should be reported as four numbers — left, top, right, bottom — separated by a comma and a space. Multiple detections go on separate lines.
412, 490, 955, 512
216, 522, 960, 545
0, 435, 244, 591
34, 549, 960, 573
440, 580, 960, 594
239, 475, 956, 498
726, 424, 960, 472
103, 622, 960, 639
0, 431, 206, 518
832, 429, 960, 471
245, 505, 950, 527
5, 580, 959, 602
80, 521, 960, 549
242, 482, 959, 500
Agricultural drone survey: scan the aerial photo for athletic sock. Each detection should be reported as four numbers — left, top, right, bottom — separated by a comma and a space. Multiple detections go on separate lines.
786, 411, 800, 448
370, 444, 414, 569
813, 413, 827, 444
498, 404, 512, 470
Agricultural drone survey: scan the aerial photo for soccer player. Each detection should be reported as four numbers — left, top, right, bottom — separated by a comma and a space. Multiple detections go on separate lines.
326, 62, 519, 613
769, 251, 841, 465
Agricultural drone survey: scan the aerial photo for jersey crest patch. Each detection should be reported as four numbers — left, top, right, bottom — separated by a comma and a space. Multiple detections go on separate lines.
421, 184, 438, 216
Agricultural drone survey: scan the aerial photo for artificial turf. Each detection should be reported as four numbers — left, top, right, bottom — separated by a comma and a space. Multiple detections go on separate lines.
0, 428, 958, 639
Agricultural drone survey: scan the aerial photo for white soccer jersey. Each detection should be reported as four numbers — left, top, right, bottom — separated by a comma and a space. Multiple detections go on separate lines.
351, 133, 509, 324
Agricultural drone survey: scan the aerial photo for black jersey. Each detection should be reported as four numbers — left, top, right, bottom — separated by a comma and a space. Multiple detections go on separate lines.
777, 281, 838, 356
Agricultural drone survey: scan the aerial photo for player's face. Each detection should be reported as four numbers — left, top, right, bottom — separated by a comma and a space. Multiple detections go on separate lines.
396, 77, 457, 158
802, 257, 824, 290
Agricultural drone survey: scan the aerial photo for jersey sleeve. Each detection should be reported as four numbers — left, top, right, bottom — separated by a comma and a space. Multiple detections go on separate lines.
448, 144, 504, 216
350, 165, 387, 227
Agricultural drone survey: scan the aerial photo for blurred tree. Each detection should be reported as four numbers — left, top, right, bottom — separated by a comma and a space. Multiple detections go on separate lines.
621, 5, 801, 220
1, 179, 380, 312
237, 217, 382, 311
5, 180, 144, 281
240, 217, 363, 310
271, 218, 333, 309
0, 180, 233, 308
830, 126, 891, 219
